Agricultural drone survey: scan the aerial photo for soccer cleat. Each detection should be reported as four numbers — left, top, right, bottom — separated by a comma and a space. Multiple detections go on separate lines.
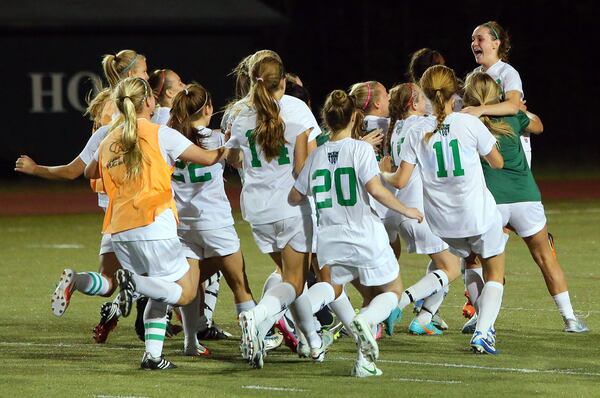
463, 290, 476, 319
432, 311, 449, 330
548, 232, 557, 258
92, 302, 119, 343
115, 269, 136, 318
51, 268, 75, 317
488, 326, 497, 345
184, 342, 211, 357
140, 352, 177, 370
327, 321, 345, 340
470, 330, 498, 355
351, 355, 383, 378
274, 315, 299, 353
197, 324, 232, 340
134, 296, 148, 341
375, 323, 383, 341
264, 329, 284, 352
461, 313, 478, 334
408, 318, 443, 335
297, 339, 310, 358
384, 308, 403, 336
310, 330, 335, 362
350, 315, 379, 362
564, 317, 590, 333
238, 311, 264, 368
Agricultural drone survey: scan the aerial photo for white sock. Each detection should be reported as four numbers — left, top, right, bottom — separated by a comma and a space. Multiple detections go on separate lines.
261, 271, 282, 298
131, 274, 182, 305
308, 282, 335, 314
254, 281, 296, 325
398, 292, 411, 310
361, 291, 398, 326
144, 299, 169, 358
475, 281, 504, 334
235, 300, 256, 316
465, 268, 484, 311
180, 289, 202, 350
553, 291, 576, 320
289, 287, 320, 348
405, 270, 449, 302
74, 272, 110, 296
417, 288, 445, 324
203, 272, 221, 327
329, 289, 355, 333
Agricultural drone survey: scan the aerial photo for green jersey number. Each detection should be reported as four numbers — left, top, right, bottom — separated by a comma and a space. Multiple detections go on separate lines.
432, 139, 465, 178
312, 167, 358, 209
172, 160, 212, 183
245, 130, 291, 167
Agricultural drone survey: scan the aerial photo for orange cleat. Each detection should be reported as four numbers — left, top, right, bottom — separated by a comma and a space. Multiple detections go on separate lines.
462, 290, 476, 319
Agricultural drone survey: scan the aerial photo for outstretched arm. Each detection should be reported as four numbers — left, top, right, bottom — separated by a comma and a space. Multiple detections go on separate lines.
15, 155, 85, 180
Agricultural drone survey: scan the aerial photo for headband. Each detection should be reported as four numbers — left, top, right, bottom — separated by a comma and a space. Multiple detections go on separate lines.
362, 82, 372, 110
121, 55, 139, 73
484, 23, 500, 40
192, 94, 209, 115
155, 70, 167, 97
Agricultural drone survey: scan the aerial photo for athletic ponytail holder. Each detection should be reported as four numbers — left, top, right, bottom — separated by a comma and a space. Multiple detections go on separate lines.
362, 83, 372, 110
184, 88, 189, 96
256, 77, 264, 83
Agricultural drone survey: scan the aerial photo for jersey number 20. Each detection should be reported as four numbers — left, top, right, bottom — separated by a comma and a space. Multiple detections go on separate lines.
312, 167, 357, 209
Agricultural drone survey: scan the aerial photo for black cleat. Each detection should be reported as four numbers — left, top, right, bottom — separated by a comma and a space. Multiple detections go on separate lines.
140, 352, 177, 370
135, 297, 148, 342
115, 269, 136, 318
93, 302, 119, 343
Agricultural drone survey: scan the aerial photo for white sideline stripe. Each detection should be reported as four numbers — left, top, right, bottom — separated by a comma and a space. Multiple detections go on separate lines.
545, 208, 600, 215
95, 395, 148, 398
242, 385, 307, 392
0, 342, 132, 351
446, 305, 599, 314
26, 244, 84, 249
394, 377, 462, 384
335, 357, 600, 377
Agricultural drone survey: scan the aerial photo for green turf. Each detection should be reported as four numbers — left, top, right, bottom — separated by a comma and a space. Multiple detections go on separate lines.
1, 201, 599, 397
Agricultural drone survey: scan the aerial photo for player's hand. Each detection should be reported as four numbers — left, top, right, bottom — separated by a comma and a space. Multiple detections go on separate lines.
519, 99, 527, 112
361, 129, 383, 149
404, 207, 424, 223
379, 155, 392, 173
461, 106, 483, 117
15, 155, 37, 175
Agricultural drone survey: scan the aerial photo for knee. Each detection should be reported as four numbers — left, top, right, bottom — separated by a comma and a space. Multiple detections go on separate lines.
177, 288, 198, 306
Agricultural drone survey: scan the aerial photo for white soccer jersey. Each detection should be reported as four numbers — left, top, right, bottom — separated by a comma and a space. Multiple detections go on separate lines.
389, 116, 427, 215
400, 112, 498, 238
151, 106, 171, 126
172, 128, 234, 230
475, 60, 531, 163
295, 138, 394, 269
227, 95, 313, 224
79, 125, 111, 208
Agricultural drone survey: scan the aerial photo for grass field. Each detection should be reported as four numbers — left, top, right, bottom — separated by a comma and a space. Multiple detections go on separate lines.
1, 200, 599, 397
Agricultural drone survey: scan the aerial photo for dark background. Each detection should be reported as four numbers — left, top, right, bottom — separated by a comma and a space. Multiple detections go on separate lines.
2, 0, 598, 180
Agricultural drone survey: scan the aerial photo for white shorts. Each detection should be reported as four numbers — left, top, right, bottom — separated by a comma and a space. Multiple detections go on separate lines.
328, 257, 399, 287
112, 238, 189, 282
383, 214, 402, 243
443, 212, 508, 259
99, 233, 114, 255
497, 201, 546, 238
179, 225, 240, 260
251, 215, 313, 254
399, 218, 448, 255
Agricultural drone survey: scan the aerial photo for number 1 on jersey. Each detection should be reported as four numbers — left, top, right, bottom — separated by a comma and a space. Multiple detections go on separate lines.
245, 130, 290, 167
433, 139, 464, 178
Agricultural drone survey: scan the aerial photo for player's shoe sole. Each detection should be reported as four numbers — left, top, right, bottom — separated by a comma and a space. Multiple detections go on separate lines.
350, 315, 379, 362
51, 268, 75, 317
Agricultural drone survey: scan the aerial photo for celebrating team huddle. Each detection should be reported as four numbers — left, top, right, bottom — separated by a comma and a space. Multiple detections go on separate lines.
15, 20, 589, 376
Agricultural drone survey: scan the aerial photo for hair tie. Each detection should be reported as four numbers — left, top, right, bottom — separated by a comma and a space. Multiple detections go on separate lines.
256, 77, 264, 82
184, 88, 189, 95
362, 82, 372, 110
121, 55, 139, 73
156, 70, 166, 97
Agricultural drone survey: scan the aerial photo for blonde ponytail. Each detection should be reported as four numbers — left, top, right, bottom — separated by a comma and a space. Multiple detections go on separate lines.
420, 65, 459, 143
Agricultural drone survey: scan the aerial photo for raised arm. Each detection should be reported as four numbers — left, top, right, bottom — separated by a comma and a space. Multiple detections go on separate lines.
524, 111, 544, 134
15, 155, 85, 180
462, 90, 520, 117
366, 174, 423, 222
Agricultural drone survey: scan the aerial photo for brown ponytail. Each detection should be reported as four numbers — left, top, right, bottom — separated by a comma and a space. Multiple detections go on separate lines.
321, 90, 356, 134
387, 83, 418, 151
249, 56, 286, 162
420, 65, 459, 142
169, 83, 212, 148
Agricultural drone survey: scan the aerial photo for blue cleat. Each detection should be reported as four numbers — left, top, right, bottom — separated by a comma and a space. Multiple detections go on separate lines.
384, 308, 403, 336
408, 318, 443, 335
470, 331, 498, 355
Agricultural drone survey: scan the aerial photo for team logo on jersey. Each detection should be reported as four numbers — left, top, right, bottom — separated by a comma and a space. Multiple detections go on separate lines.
109, 141, 124, 154
436, 124, 450, 136
327, 151, 339, 165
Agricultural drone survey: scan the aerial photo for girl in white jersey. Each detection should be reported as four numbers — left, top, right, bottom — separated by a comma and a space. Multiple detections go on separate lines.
290, 90, 423, 376
167, 83, 258, 355
464, 21, 529, 164
83, 77, 225, 369
15, 49, 150, 342
148, 69, 187, 125
382, 83, 461, 336
227, 54, 335, 368
382, 65, 507, 355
